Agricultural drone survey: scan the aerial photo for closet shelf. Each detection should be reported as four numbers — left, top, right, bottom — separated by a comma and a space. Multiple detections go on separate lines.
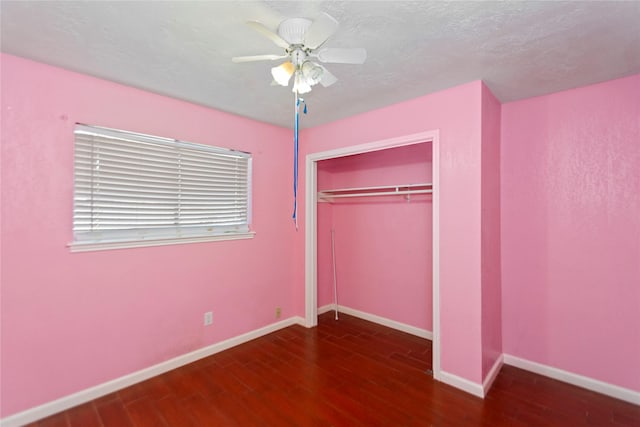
318, 183, 432, 201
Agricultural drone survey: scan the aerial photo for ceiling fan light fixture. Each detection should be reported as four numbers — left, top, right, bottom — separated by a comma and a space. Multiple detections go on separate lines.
301, 61, 323, 86
271, 61, 295, 86
292, 72, 312, 94
234, 12, 363, 95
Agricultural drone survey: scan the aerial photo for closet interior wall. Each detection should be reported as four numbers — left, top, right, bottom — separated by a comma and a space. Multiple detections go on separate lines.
316, 143, 433, 334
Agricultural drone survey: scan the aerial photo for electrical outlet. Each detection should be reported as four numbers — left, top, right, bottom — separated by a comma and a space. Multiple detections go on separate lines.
275, 307, 281, 319
204, 311, 213, 326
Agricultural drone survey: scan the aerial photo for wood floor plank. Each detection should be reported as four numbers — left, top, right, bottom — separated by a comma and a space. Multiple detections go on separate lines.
95, 398, 134, 427
66, 402, 103, 427
125, 397, 168, 427
237, 390, 299, 427
28, 312, 640, 426
204, 392, 263, 427
200, 363, 253, 396
180, 393, 232, 425
35, 411, 69, 427
153, 395, 198, 427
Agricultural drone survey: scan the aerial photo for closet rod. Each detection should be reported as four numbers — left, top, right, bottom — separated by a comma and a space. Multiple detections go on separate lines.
320, 183, 431, 193
320, 189, 432, 199
318, 183, 432, 200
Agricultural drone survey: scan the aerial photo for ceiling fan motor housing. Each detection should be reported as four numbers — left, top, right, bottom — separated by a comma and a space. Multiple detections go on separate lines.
278, 18, 312, 45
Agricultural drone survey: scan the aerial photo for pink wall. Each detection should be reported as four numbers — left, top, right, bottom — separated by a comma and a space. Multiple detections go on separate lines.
0, 54, 295, 417
316, 144, 433, 331
480, 84, 502, 378
501, 74, 640, 391
297, 81, 486, 383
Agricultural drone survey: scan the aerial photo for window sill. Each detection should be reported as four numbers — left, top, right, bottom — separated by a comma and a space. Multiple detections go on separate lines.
68, 232, 256, 253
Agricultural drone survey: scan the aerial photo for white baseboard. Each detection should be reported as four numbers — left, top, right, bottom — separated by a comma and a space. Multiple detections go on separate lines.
322, 304, 433, 340
318, 303, 335, 315
503, 354, 640, 406
436, 355, 503, 399
483, 354, 504, 396
438, 370, 484, 398
0, 316, 305, 427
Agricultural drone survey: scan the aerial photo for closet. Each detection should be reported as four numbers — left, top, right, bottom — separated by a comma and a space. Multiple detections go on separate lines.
315, 142, 434, 341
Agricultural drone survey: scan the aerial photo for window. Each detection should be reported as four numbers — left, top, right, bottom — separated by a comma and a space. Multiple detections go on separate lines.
71, 124, 253, 252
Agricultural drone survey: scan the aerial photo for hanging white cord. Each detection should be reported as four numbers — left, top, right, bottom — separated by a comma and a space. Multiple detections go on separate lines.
331, 228, 339, 320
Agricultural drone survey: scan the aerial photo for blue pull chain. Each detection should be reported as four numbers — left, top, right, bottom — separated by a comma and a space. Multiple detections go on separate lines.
292, 93, 307, 230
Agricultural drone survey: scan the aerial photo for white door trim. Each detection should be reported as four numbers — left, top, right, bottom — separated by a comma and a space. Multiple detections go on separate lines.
304, 130, 441, 380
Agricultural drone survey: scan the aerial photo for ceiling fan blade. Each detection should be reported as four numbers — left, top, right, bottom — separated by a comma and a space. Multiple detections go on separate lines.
246, 21, 290, 49
304, 12, 339, 49
320, 66, 338, 87
316, 48, 367, 64
232, 54, 288, 63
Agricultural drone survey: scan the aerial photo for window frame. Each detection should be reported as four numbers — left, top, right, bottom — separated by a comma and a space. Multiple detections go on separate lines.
69, 124, 254, 252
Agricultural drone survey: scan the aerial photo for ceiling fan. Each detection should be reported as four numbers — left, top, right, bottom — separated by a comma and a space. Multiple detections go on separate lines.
232, 12, 367, 94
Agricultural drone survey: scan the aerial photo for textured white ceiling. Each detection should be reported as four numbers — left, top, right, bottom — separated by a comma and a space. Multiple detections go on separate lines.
1, 1, 639, 128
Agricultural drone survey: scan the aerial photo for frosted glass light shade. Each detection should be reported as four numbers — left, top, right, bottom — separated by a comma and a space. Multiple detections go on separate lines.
271, 61, 295, 86
301, 61, 323, 86
292, 72, 312, 94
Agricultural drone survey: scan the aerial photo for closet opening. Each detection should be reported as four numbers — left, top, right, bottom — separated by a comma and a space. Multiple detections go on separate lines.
305, 130, 441, 380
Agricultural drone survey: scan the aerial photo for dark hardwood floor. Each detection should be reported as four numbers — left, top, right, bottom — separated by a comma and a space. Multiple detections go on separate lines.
27, 312, 639, 426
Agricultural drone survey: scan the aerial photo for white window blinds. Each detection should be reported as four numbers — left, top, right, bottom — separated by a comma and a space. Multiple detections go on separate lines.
73, 124, 252, 248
